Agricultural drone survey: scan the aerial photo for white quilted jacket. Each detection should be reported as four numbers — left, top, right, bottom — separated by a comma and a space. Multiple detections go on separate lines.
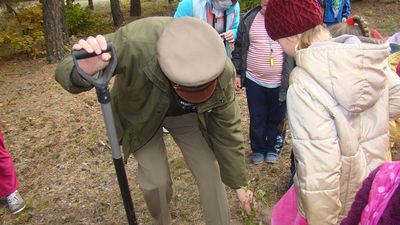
287, 35, 400, 225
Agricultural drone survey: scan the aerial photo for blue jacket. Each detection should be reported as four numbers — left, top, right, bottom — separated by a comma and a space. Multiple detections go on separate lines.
318, 0, 351, 25
174, 0, 240, 57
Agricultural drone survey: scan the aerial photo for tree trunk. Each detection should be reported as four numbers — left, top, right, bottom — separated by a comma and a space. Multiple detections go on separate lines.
130, 0, 141, 17
110, 0, 124, 27
88, 0, 94, 10
61, 2, 69, 45
42, 0, 66, 63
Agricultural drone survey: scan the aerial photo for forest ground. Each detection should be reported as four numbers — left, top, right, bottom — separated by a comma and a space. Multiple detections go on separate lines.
1, 0, 400, 224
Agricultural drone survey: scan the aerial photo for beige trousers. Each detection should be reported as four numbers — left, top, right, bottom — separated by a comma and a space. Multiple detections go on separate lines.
133, 113, 229, 225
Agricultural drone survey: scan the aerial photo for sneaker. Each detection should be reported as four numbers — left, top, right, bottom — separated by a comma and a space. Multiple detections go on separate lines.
265, 153, 279, 164
252, 153, 264, 165
6, 190, 25, 214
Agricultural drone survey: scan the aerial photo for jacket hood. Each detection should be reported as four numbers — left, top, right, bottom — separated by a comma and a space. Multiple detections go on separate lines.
294, 35, 391, 113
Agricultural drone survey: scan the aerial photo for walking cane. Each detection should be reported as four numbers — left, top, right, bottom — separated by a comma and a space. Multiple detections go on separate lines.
72, 43, 138, 225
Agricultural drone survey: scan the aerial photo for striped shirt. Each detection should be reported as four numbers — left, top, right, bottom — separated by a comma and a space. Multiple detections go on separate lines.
246, 12, 284, 86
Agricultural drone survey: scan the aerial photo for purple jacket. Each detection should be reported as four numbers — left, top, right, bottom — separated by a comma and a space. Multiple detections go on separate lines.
341, 166, 400, 225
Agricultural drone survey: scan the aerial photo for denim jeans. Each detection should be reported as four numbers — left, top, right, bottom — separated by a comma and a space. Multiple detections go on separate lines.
245, 77, 287, 155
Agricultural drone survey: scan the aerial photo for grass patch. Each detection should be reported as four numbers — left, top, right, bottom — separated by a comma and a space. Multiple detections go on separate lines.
0, 74, 5, 85
83, 133, 99, 145
364, 9, 374, 17
378, 0, 399, 3
142, 1, 178, 17
377, 17, 397, 35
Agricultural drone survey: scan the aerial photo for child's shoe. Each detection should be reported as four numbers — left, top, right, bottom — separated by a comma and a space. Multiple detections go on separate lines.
6, 190, 25, 214
265, 152, 280, 164
252, 152, 264, 165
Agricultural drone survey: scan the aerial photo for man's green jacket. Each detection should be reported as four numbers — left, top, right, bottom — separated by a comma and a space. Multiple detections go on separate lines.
55, 17, 246, 189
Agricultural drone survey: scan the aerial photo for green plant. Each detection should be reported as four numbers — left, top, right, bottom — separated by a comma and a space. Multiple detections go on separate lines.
66, 2, 113, 37
0, 74, 5, 85
239, 185, 270, 225
254, 189, 269, 205
0, 3, 45, 58
240, 0, 260, 13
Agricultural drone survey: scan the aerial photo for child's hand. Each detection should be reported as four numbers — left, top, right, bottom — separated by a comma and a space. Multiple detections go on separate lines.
222, 30, 235, 43
235, 75, 242, 91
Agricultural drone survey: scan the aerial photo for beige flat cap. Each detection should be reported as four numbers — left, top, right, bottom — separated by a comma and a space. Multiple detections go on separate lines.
157, 16, 226, 87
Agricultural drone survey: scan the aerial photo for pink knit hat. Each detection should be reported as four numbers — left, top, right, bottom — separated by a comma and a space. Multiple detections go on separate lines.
264, 0, 323, 41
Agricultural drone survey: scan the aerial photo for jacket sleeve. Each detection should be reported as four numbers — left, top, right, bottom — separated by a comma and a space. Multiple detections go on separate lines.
231, 20, 244, 77
342, 0, 351, 19
55, 56, 94, 94
208, 99, 247, 189
207, 62, 247, 189
231, 3, 240, 40
287, 81, 341, 225
387, 67, 400, 120
173, 0, 193, 18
